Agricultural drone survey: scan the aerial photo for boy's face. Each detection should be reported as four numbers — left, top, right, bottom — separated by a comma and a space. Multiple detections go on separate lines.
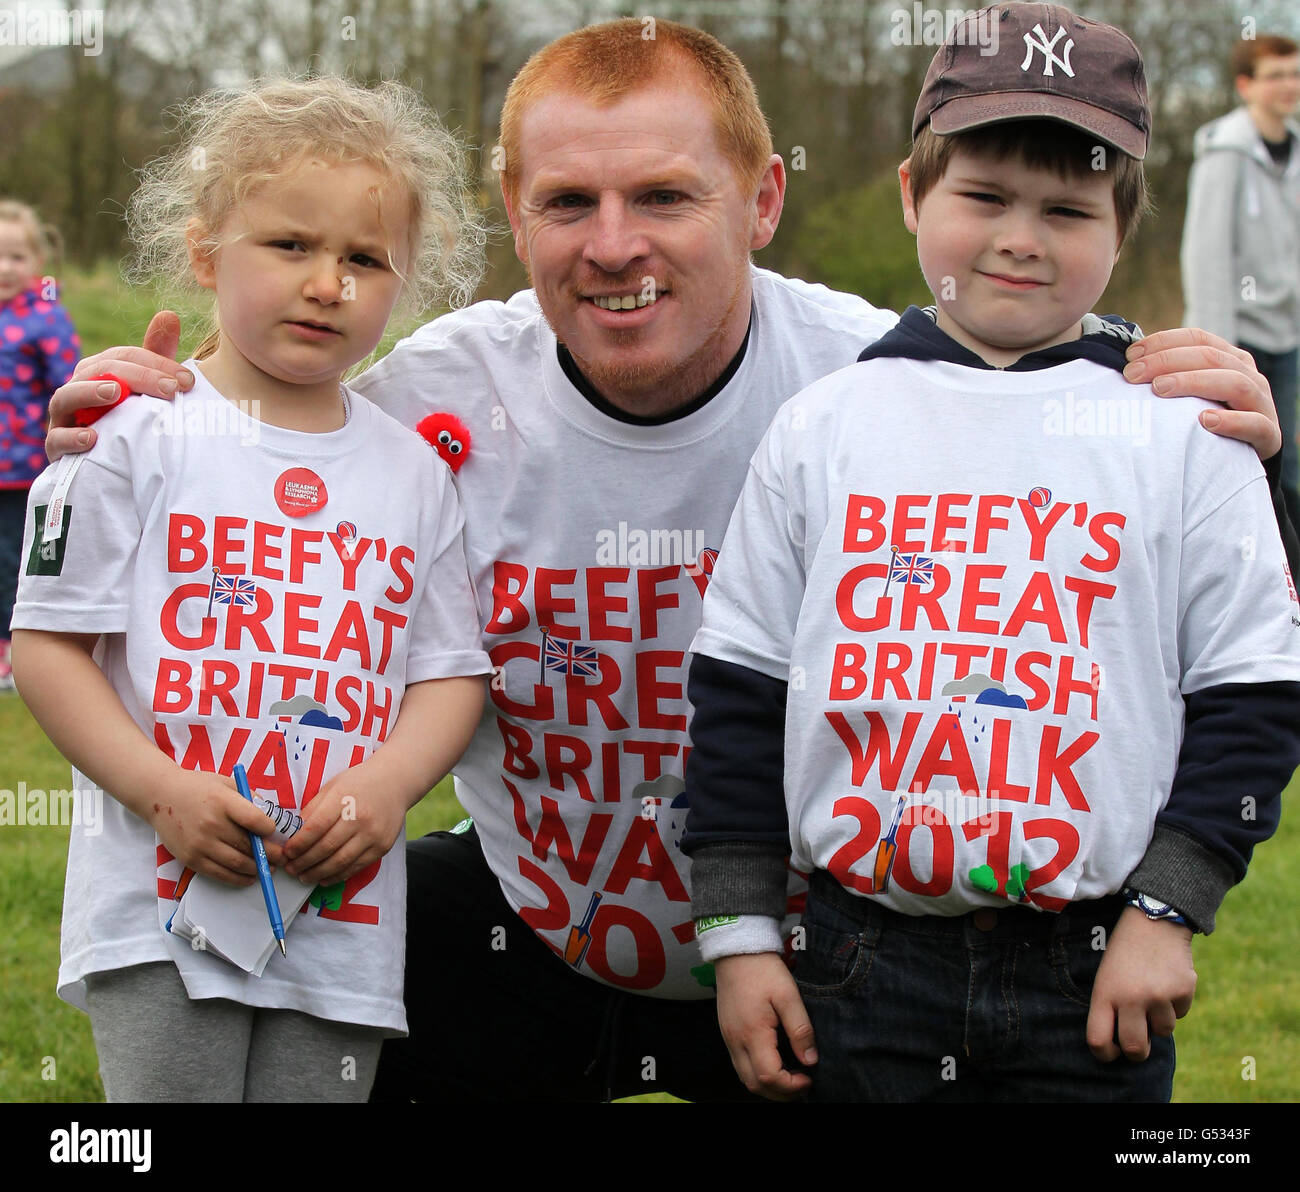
900, 144, 1121, 368
1237, 53, 1300, 123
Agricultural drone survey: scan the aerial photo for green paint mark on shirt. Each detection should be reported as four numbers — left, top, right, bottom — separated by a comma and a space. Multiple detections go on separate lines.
969, 864, 998, 893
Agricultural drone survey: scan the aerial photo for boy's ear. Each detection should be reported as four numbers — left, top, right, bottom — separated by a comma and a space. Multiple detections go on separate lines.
186, 218, 216, 289
899, 159, 920, 236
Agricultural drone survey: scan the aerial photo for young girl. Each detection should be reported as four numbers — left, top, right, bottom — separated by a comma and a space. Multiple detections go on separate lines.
10, 77, 491, 1102
0, 201, 80, 691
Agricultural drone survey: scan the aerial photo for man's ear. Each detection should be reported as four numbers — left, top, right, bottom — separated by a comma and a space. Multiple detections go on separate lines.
186, 219, 217, 290
501, 179, 529, 267
899, 159, 920, 236
749, 154, 787, 252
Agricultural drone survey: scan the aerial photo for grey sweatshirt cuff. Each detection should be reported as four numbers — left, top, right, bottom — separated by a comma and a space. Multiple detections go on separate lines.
694, 830, 1236, 931
1125, 825, 1238, 934
689, 842, 790, 920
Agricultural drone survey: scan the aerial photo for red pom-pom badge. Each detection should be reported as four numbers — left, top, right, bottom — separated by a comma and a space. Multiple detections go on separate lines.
417, 412, 472, 473
73, 374, 134, 427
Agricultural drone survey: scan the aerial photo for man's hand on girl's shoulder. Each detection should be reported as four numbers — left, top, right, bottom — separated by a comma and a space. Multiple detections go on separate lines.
45, 311, 194, 460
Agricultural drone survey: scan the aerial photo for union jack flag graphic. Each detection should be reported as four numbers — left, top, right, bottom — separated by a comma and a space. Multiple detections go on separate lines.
212, 573, 259, 608
541, 631, 601, 679
888, 552, 934, 586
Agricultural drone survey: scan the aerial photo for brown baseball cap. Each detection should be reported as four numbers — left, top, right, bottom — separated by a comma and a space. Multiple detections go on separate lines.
912, 2, 1150, 159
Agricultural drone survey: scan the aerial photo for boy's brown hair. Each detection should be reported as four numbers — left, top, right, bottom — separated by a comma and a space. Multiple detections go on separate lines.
1231, 34, 1299, 80
905, 120, 1152, 248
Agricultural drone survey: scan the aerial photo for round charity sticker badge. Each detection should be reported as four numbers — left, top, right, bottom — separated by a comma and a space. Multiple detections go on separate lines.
275, 467, 328, 517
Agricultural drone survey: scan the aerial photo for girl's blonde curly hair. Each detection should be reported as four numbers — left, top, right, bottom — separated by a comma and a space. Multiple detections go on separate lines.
126, 75, 487, 354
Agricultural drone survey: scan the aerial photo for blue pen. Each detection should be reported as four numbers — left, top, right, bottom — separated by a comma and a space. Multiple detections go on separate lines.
234, 763, 286, 958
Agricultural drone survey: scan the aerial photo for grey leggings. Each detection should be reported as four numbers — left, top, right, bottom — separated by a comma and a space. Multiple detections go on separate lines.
84, 962, 386, 1102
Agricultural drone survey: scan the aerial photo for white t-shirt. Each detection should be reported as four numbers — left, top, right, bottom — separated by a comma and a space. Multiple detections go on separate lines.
14, 365, 491, 1033
693, 356, 1300, 915
352, 267, 898, 997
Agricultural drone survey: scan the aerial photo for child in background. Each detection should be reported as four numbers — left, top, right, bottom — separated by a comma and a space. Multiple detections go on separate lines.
11, 76, 492, 1102
684, 2, 1300, 1101
0, 202, 79, 691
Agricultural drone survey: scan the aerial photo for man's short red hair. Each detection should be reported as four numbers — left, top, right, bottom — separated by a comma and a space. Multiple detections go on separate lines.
498, 18, 773, 205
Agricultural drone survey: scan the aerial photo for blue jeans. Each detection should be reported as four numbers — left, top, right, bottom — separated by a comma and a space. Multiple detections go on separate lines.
794, 871, 1175, 1102
1240, 341, 1300, 530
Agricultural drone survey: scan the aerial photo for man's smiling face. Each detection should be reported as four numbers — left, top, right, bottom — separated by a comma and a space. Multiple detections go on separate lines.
506, 73, 782, 416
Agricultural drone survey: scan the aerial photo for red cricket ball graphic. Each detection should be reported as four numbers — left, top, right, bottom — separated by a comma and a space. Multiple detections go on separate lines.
417, 412, 472, 473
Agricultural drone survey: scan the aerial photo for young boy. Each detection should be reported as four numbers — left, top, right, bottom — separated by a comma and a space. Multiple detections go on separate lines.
683, 2, 1300, 1102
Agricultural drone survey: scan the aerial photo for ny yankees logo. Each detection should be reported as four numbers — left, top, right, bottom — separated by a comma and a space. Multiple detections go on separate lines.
1021, 23, 1075, 77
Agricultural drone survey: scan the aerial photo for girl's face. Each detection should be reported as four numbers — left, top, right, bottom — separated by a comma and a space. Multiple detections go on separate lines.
190, 160, 413, 406
0, 221, 42, 303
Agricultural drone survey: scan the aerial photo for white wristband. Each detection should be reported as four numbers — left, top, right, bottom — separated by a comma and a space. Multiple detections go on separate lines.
694, 914, 783, 962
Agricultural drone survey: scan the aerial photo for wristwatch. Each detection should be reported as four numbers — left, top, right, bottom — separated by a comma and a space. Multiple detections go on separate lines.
1122, 888, 1189, 927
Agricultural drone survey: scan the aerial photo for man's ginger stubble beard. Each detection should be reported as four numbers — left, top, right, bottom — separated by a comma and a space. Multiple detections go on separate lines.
534, 256, 753, 419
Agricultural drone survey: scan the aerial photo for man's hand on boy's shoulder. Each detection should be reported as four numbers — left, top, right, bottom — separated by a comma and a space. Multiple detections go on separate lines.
1124, 327, 1282, 459
1086, 906, 1196, 1063
45, 311, 193, 461
714, 952, 818, 1101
